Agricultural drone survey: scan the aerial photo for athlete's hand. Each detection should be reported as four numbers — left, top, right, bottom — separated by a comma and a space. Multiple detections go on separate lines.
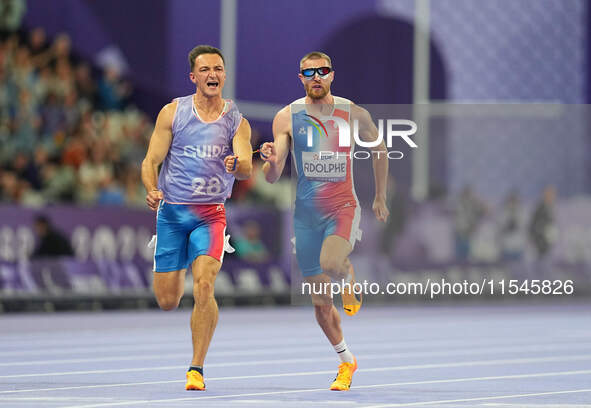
224, 155, 239, 173
260, 142, 276, 162
372, 196, 389, 223
146, 189, 163, 211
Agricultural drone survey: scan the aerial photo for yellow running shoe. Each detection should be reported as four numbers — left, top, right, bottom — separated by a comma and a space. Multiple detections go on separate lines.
330, 357, 358, 391
341, 264, 362, 316
185, 370, 205, 391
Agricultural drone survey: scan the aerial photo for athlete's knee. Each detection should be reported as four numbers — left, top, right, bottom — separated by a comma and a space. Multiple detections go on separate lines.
193, 273, 216, 305
319, 255, 347, 279
155, 293, 181, 311
194, 278, 214, 300
192, 256, 220, 303
153, 281, 182, 311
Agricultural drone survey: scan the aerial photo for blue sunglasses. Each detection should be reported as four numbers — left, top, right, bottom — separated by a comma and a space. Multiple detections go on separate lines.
301, 66, 332, 79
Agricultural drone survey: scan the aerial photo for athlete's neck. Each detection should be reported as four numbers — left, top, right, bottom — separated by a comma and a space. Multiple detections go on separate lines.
305, 94, 334, 116
305, 93, 334, 106
193, 92, 224, 116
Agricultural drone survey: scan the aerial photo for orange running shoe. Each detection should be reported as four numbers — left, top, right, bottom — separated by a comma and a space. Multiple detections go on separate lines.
341, 264, 362, 316
185, 370, 205, 391
330, 357, 358, 391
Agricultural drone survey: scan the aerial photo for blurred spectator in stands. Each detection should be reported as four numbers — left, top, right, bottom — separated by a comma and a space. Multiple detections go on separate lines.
122, 165, 145, 207
453, 185, 486, 261
27, 27, 48, 59
36, 33, 77, 69
497, 190, 525, 261
31, 65, 54, 104
32, 214, 74, 258
61, 131, 88, 170
12, 150, 42, 190
11, 44, 34, 89
74, 62, 96, 107
41, 160, 76, 203
40, 91, 65, 140
528, 185, 557, 259
63, 89, 81, 133
96, 176, 125, 206
12, 88, 41, 153
234, 220, 270, 263
77, 139, 113, 203
0, 0, 25, 38
54, 57, 75, 99
0, 30, 148, 207
98, 65, 131, 111
0, 169, 19, 202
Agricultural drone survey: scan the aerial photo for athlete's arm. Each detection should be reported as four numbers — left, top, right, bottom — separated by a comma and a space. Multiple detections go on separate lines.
141, 101, 176, 211
261, 106, 291, 184
225, 118, 253, 180
354, 104, 390, 223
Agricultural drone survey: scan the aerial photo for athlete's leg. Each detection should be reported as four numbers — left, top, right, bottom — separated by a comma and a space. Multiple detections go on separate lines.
153, 269, 187, 310
189, 254, 221, 367
152, 202, 191, 311
319, 235, 352, 281
307, 270, 357, 391
320, 204, 362, 316
185, 205, 226, 370
306, 273, 343, 345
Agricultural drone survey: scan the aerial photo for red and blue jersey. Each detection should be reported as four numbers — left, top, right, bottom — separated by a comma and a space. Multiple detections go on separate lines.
290, 96, 359, 212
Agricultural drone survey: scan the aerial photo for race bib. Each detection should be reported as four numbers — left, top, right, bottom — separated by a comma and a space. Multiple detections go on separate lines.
302, 152, 347, 182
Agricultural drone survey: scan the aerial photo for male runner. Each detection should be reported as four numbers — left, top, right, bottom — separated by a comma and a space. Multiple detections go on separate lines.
260, 51, 389, 391
141, 45, 252, 391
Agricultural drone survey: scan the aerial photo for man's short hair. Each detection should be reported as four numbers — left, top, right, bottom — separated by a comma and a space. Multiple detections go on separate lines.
299, 51, 332, 70
188, 45, 225, 72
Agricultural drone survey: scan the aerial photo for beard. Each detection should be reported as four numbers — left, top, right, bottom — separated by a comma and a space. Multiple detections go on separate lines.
306, 84, 328, 99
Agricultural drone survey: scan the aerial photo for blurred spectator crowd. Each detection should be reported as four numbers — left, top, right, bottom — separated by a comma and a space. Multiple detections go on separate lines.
0, 28, 151, 207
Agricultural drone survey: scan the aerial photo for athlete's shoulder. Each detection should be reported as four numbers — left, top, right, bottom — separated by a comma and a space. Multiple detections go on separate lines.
332, 95, 354, 105
224, 98, 240, 113
273, 104, 292, 122
156, 99, 179, 127
170, 94, 193, 109
349, 102, 372, 122
272, 105, 292, 137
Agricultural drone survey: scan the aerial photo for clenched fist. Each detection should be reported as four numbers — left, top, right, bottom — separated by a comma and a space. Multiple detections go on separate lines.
146, 189, 163, 211
259, 142, 276, 162
224, 155, 239, 173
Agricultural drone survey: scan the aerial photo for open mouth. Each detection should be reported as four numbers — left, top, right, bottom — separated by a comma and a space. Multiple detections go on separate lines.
312, 85, 322, 89
206, 81, 219, 88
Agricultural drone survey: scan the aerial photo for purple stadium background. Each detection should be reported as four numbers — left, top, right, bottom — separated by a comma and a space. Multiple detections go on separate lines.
1, 0, 590, 303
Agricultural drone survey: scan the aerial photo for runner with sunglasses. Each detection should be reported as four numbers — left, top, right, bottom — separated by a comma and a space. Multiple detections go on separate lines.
141, 45, 252, 391
260, 51, 389, 391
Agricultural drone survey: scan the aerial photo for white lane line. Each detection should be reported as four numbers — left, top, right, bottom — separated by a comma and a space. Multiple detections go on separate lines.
1, 352, 590, 381
0, 397, 114, 401
363, 389, 591, 408
0, 380, 182, 395
6, 333, 585, 357
2, 323, 588, 350
4, 368, 591, 397
481, 404, 591, 407
3, 341, 590, 368
55, 371, 591, 408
